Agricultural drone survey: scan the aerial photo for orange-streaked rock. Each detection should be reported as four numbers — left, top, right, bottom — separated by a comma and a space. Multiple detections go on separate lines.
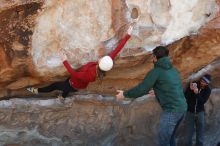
0, 0, 220, 98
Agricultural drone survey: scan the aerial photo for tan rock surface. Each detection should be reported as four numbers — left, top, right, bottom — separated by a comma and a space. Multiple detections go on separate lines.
0, 1, 220, 146
0, 0, 220, 98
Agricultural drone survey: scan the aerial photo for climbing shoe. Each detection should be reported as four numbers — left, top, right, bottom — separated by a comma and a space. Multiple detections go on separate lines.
27, 87, 38, 94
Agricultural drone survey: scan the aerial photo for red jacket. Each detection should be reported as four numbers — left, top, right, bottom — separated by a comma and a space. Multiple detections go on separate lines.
63, 34, 131, 89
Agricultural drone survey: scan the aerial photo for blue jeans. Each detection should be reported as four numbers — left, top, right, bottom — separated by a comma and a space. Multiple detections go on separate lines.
184, 111, 205, 146
159, 111, 184, 146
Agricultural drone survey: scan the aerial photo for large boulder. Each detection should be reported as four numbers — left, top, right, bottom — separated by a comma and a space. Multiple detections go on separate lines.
0, 1, 220, 146
0, 90, 219, 146
0, 0, 220, 97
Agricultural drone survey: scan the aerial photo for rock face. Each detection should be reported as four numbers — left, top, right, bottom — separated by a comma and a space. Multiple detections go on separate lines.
0, 0, 220, 97
0, 90, 220, 146
32, 0, 114, 74
1, 0, 220, 146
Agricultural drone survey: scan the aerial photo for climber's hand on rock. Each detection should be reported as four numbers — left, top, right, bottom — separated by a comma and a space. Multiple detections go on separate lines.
59, 49, 67, 61
116, 90, 125, 100
127, 25, 133, 35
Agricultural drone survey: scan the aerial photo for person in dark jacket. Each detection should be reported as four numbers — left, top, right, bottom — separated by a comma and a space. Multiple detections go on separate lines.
184, 74, 212, 146
27, 26, 133, 101
116, 46, 187, 146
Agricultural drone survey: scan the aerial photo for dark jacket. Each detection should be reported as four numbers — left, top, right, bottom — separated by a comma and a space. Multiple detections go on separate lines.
184, 81, 211, 113
124, 57, 187, 112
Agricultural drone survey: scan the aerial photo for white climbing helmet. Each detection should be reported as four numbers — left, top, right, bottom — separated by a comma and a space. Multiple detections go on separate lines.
98, 56, 113, 71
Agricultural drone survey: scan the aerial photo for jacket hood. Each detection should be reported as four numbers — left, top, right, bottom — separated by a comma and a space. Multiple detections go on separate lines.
154, 57, 172, 69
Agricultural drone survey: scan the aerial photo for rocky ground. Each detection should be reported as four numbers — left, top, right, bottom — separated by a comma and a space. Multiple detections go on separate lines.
0, 89, 219, 146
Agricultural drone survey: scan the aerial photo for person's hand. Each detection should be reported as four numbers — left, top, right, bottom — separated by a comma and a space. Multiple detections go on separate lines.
190, 82, 199, 94
148, 89, 155, 96
67, 50, 75, 58
193, 87, 199, 94
116, 90, 125, 100
190, 82, 196, 90
127, 25, 133, 35
59, 49, 67, 61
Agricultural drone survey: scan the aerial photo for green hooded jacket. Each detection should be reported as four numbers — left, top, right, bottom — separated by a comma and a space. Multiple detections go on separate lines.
124, 57, 187, 112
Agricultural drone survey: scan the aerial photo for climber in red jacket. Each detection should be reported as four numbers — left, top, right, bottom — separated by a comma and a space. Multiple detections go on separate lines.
27, 26, 133, 102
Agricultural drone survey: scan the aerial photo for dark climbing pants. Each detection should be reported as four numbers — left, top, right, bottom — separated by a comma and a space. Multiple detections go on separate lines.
38, 78, 77, 98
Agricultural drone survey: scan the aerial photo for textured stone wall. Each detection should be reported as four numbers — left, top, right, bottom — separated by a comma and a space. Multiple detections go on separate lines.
0, 1, 220, 145
0, 0, 220, 98
0, 90, 219, 146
